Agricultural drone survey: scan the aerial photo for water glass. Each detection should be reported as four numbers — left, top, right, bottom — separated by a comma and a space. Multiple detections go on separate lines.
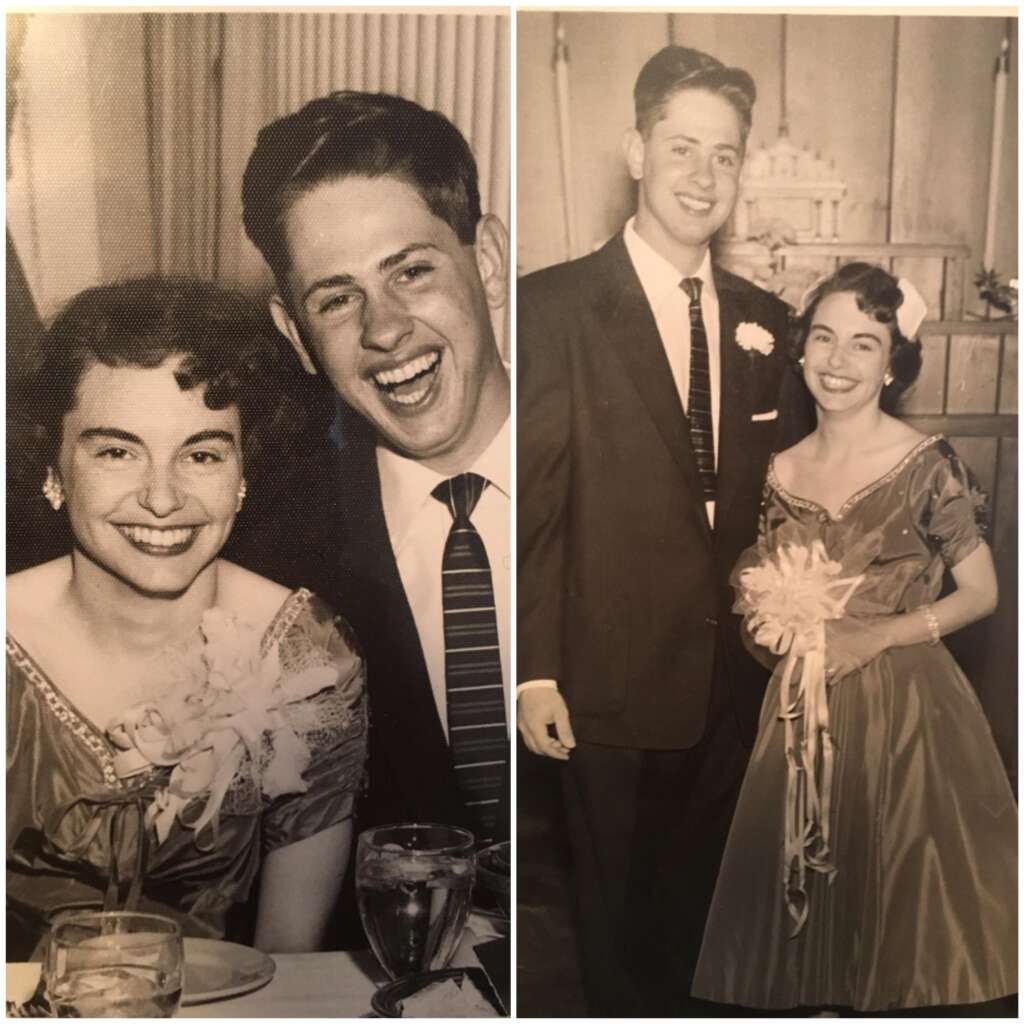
44, 911, 184, 1018
356, 823, 476, 979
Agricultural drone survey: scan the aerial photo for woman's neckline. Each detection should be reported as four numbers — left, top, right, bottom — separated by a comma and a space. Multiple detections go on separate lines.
768, 433, 943, 522
6, 588, 311, 779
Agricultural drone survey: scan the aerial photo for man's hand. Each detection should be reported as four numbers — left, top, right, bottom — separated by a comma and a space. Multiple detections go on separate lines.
517, 688, 576, 761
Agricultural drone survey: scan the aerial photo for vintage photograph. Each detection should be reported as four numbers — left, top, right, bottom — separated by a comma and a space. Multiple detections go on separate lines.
516, 8, 1017, 1018
7, 8, 511, 1016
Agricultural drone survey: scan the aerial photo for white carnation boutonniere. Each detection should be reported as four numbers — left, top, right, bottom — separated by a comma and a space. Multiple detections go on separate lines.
736, 321, 775, 357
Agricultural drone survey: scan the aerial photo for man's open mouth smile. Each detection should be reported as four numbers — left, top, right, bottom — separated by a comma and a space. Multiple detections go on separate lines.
371, 351, 442, 407
676, 193, 714, 215
116, 525, 200, 556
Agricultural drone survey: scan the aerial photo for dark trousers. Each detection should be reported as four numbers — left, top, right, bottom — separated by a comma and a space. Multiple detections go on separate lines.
561, 689, 750, 1018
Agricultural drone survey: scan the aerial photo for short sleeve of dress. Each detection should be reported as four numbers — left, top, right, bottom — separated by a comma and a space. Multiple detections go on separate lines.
260, 594, 368, 853
916, 440, 990, 569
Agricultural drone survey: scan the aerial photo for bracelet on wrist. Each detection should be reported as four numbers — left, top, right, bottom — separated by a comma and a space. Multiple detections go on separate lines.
921, 604, 941, 646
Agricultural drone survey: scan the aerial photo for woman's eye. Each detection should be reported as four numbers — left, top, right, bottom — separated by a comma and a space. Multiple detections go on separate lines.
671, 145, 691, 157
714, 153, 735, 169
186, 450, 225, 466
96, 447, 133, 461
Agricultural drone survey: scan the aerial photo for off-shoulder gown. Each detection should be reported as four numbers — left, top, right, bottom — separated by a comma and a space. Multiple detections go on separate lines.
692, 436, 1017, 1011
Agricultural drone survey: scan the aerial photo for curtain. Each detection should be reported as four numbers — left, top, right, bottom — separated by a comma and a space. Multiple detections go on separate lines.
147, 11, 511, 354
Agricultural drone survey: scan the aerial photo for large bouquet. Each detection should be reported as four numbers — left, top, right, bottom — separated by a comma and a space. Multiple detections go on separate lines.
107, 608, 341, 845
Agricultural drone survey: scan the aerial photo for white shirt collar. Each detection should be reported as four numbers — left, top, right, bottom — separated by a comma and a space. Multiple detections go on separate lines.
623, 215, 715, 311
377, 415, 511, 553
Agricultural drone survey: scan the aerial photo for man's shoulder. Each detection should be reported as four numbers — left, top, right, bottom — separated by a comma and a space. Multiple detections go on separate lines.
519, 234, 626, 308
714, 264, 791, 322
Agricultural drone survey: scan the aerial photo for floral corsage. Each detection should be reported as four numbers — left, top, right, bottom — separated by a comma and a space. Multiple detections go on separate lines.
107, 608, 341, 844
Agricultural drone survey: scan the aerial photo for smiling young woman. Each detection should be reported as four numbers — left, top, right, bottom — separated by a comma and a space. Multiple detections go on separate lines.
6, 278, 368, 960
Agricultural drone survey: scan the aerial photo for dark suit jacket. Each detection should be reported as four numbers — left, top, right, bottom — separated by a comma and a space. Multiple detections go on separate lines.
518, 232, 813, 749
226, 414, 474, 834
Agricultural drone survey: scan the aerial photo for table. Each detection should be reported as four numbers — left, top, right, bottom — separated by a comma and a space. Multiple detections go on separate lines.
7, 920, 502, 1018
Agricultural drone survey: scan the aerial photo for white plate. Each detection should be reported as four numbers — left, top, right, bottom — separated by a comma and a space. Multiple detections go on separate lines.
182, 938, 275, 1006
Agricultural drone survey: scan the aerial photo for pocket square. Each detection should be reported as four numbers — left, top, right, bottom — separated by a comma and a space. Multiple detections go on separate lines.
751, 409, 779, 422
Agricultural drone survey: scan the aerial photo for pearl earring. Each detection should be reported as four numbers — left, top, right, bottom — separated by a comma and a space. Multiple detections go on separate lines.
236, 479, 247, 513
42, 467, 65, 510
798, 357, 805, 367
884, 371, 894, 386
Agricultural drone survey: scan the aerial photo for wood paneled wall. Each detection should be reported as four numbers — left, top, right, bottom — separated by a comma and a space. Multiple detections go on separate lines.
518, 10, 1018, 312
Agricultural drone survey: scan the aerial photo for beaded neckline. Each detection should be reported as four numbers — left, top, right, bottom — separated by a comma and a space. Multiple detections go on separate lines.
768, 434, 943, 522
5, 588, 312, 789
6, 635, 126, 789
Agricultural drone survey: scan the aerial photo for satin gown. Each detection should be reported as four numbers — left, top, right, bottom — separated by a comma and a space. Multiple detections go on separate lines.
6, 589, 368, 960
692, 435, 1017, 1011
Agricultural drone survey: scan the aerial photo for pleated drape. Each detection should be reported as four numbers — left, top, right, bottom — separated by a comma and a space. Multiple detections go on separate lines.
145, 11, 510, 355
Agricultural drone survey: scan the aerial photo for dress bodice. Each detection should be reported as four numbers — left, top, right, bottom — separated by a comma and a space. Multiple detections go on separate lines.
6, 589, 368, 958
757, 435, 988, 618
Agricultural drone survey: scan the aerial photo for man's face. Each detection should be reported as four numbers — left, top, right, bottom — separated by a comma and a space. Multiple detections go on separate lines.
626, 88, 744, 269
272, 175, 508, 473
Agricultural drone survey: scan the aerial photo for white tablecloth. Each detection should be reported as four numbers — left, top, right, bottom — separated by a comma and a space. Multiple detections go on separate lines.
7, 918, 503, 1018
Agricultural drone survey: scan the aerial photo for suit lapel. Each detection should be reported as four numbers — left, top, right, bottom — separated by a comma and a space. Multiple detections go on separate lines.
594, 235, 712, 540
715, 266, 760, 538
331, 440, 456, 787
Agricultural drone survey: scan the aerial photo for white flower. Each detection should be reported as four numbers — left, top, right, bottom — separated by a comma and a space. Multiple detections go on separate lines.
736, 321, 775, 356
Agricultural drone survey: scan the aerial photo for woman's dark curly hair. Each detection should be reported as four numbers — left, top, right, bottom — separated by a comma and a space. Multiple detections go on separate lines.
791, 262, 923, 413
9, 276, 307, 490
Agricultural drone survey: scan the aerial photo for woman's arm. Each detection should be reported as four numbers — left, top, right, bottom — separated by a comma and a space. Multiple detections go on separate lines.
882, 542, 998, 647
826, 543, 998, 677
253, 818, 353, 953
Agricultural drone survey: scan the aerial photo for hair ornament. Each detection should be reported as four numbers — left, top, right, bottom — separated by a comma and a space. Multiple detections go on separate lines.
894, 277, 927, 340
797, 271, 928, 340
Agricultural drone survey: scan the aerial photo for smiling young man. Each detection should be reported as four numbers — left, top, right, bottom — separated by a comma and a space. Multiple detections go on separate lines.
518, 46, 812, 1015
231, 92, 510, 857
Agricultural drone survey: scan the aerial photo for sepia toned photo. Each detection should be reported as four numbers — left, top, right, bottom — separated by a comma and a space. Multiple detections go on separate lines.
516, 8, 1017, 1018
7, 8, 510, 1016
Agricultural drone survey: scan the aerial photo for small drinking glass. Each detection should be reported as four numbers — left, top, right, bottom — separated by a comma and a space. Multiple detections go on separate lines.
356, 823, 476, 979
44, 911, 184, 1018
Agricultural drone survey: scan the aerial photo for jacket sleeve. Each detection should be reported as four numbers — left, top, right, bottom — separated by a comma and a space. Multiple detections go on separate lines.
516, 277, 572, 684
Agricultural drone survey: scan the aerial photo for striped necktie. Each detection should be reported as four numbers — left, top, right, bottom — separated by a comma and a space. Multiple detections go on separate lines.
432, 473, 508, 845
680, 276, 716, 501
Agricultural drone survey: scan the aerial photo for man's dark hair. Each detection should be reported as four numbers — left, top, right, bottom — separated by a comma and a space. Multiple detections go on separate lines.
242, 91, 481, 283
634, 45, 756, 141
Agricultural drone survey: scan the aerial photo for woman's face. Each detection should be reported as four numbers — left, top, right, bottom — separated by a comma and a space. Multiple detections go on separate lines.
56, 357, 243, 597
802, 290, 893, 416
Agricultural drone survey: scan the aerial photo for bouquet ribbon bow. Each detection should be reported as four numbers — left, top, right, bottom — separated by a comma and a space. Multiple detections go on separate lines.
737, 539, 863, 936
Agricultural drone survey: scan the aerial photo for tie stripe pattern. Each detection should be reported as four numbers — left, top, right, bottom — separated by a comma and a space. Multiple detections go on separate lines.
680, 276, 716, 501
432, 472, 508, 846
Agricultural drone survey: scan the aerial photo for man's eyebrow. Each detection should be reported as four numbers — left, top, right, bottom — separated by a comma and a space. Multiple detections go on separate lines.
378, 243, 441, 273
303, 273, 356, 303
302, 244, 441, 304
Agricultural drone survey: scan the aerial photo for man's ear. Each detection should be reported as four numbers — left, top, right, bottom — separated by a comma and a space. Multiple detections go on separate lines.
269, 294, 317, 376
473, 214, 509, 311
623, 127, 646, 182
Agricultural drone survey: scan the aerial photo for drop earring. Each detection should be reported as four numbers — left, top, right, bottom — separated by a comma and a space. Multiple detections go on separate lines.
42, 467, 65, 510
883, 370, 894, 386
236, 479, 247, 513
